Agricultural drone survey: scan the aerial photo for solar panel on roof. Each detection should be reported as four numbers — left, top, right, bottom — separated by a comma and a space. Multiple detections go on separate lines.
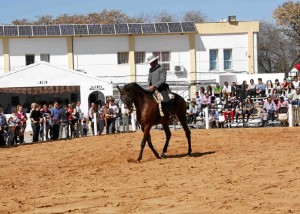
128, 24, 142, 34
74, 25, 88, 35
181, 22, 196, 32
87, 24, 102, 34
115, 24, 128, 34
0, 26, 3, 36
32, 25, 46, 36
101, 24, 115, 34
168, 22, 182, 33
155, 23, 169, 33
4, 26, 18, 36
60, 25, 74, 35
141, 23, 156, 34
47, 25, 60, 35
18, 26, 32, 36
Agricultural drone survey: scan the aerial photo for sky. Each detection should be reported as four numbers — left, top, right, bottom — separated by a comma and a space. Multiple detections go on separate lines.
0, 0, 295, 24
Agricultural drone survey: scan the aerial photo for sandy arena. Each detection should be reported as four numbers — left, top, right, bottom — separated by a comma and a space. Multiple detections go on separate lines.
0, 127, 300, 214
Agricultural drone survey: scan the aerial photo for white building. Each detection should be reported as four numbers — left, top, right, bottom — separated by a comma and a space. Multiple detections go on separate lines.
0, 20, 259, 110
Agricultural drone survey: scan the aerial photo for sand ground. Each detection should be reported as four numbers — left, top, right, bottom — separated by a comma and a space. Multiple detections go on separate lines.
0, 127, 300, 214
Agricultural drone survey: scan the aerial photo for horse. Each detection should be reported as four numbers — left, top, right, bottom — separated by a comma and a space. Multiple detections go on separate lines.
117, 83, 191, 161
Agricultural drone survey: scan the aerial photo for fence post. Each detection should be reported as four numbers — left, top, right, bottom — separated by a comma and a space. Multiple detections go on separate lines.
289, 104, 293, 127
205, 107, 209, 129
93, 112, 97, 135
43, 117, 46, 141
131, 112, 136, 131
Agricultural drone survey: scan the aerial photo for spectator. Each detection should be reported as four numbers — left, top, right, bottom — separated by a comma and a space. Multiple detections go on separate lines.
58, 104, 69, 139
67, 103, 77, 138
75, 101, 83, 137
235, 101, 245, 124
263, 96, 277, 121
244, 98, 255, 123
199, 86, 205, 102
256, 78, 266, 97
206, 85, 213, 96
209, 108, 219, 128
201, 92, 211, 109
15, 105, 27, 144
224, 100, 235, 126
218, 110, 225, 128
265, 80, 273, 96
194, 91, 202, 106
40, 104, 52, 141
222, 82, 231, 98
6, 116, 16, 146
30, 104, 43, 143
247, 79, 256, 98
187, 101, 198, 125
106, 98, 119, 134
261, 108, 269, 127
231, 82, 237, 97
292, 76, 299, 89
50, 102, 60, 139
277, 95, 289, 113
213, 82, 222, 98
0, 108, 7, 147
281, 78, 289, 92
82, 117, 89, 136
4, 104, 12, 114
274, 79, 281, 92
288, 88, 300, 107
121, 103, 130, 133
97, 104, 105, 135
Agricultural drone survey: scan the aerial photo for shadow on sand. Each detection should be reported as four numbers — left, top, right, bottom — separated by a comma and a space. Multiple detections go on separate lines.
164, 151, 216, 159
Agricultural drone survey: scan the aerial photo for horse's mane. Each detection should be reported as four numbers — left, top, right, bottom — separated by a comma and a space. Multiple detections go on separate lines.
123, 82, 152, 96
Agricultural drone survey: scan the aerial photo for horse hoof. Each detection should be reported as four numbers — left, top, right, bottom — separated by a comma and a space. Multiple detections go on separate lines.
187, 153, 192, 157
161, 153, 167, 158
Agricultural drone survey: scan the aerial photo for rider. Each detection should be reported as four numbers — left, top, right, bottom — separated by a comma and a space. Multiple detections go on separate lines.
147, 55, 170, 116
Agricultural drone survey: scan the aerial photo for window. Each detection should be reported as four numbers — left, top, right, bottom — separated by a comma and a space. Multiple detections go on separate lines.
40, 53, 50, 62
209, 49, 218, 70
153, 51, 170, 71
25, 54, 35, 66
224, 49, 232, 70
117, 52, 129, 64
135, 52, 145, 64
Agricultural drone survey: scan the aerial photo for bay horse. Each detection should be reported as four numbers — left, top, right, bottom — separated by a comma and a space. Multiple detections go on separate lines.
117, 83, 191, 161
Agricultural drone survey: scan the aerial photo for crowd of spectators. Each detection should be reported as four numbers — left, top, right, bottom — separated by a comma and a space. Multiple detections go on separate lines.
0, 98, 135, 147
186, 76, 300, 128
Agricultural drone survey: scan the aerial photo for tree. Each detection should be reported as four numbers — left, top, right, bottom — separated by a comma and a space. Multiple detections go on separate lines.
182, 10, 206, 22
273, 1, 300, 68
258, 21, 297, 75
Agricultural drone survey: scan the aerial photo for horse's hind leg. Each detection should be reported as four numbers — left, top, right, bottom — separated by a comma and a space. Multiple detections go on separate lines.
161, 123, 171, 157
146, 134, 161, 159
176, 113, 192, 156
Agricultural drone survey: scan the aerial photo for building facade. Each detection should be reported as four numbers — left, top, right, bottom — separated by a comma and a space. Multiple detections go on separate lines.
0, 21, 259, 103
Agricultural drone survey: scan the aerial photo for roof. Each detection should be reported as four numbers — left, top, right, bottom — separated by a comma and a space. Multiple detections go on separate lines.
0, 22, 197, 37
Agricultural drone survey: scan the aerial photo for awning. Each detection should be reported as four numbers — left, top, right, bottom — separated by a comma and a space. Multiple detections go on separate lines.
0, 86, 80, 94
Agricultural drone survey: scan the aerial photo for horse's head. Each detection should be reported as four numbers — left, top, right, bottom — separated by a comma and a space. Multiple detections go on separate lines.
117, 84, 135, 112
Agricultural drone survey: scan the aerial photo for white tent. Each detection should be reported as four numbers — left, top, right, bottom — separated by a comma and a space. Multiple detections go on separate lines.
0, 61, 113, 114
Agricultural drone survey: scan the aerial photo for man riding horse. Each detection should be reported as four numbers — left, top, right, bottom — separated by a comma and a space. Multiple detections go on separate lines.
147, 55, 171, 117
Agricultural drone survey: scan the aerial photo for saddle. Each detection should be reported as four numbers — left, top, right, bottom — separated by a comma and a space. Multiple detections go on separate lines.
153, 91, 175, 117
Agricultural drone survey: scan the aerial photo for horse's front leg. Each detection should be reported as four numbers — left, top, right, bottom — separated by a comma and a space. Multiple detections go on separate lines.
146, 134, 161, 159
137, 125, 160, 161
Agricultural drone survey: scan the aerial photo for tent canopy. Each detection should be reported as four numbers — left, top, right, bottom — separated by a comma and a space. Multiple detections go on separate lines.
0, 61, 113, 94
